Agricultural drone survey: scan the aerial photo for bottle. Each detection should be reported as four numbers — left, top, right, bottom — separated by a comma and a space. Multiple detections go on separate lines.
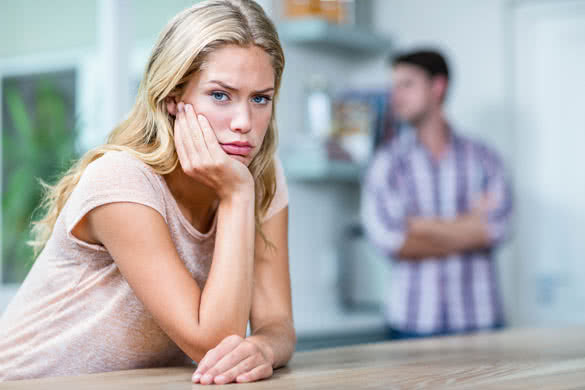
305, 74, 332, 141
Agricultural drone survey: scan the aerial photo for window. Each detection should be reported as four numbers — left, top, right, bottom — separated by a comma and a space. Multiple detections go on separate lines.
1, 69, 78, 284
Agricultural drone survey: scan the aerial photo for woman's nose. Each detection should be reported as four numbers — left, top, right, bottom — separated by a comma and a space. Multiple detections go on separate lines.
230, 103, 252, 133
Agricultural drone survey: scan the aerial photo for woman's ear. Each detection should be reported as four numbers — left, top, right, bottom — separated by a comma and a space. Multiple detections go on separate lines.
165, 96, 178, 116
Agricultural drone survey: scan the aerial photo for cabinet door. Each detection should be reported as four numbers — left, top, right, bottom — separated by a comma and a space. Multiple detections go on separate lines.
514, 0, 585, 325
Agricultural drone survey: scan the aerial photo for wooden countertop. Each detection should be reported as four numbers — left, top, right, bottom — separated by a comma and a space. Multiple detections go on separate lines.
3, 326, 585, 389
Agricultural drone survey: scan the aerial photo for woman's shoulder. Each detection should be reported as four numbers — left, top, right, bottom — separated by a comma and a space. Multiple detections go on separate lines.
82, 150, 164, 190
74, 150, 166, 210
87, 150, 156, 177
64, 150, 168, 235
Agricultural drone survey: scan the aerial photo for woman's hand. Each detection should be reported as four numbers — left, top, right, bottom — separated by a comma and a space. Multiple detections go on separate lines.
192, 335, 274, 385
174, 102, 254, 200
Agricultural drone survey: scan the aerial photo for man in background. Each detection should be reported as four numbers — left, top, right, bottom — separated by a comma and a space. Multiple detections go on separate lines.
362, 49, 513, 340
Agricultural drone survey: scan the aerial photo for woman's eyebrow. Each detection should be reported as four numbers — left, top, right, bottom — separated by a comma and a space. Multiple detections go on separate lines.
255, 87, 275, 94
207, 80, 274, 94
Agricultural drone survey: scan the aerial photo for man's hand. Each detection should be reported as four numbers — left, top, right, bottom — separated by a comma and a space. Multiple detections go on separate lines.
192, 334, 274, 385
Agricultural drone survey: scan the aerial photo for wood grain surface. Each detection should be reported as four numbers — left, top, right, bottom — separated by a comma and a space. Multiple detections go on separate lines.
2, 326, 585, 389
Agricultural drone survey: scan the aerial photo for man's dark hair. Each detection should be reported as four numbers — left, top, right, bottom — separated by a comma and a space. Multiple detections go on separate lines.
390, 49, 450, 81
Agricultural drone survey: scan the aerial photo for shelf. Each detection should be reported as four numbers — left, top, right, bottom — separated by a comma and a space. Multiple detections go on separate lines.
278, 18, 391, 54
283, 156, 364, 183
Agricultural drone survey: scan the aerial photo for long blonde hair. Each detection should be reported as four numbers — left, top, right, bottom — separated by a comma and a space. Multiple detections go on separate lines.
30, 0, 285, 254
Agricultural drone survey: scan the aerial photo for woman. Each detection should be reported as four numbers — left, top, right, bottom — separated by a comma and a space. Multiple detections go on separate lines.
0, 0, 295, 385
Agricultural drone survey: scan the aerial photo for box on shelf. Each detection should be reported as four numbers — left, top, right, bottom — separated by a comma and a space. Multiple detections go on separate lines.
283, 0, 355, 25
330, 88, 394, 164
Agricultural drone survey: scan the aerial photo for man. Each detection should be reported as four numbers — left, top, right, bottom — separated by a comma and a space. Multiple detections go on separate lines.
362, 50, 512, 340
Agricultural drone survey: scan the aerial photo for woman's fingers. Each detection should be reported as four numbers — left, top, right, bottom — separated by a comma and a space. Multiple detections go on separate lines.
196, 113, 224, 158
236, 363, 273, 383
207, 340, 260, 384
213, 353, 262, 384
173, 103, 194, 170
183, 103, 211, 163
192, 335, 243, 384
193, 337, 273, 385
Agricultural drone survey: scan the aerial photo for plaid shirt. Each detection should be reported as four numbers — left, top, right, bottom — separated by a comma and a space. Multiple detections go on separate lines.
362, 128, 513, 334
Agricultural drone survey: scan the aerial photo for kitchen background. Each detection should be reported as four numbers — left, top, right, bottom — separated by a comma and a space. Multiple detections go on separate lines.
1, 0, 584, 350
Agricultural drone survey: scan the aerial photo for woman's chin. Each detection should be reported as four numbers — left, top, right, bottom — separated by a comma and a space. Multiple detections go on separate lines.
227, 154, 250, 166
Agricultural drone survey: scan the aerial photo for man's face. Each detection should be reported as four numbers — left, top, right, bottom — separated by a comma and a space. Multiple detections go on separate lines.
391, 64, 438, 125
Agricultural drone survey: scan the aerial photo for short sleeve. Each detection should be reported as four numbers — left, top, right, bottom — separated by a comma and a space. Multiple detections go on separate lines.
361, 147, 408, 258
478, 146, 513, 246
64, 151, 166, 251
261, 156, 289, 222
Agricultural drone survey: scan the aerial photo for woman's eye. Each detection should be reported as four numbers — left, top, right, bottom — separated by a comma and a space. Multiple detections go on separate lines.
252, 95, 271, 105
211, 92, 228, 101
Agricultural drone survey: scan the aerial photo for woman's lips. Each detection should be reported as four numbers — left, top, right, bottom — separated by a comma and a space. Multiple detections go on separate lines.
220, 143, 252, 156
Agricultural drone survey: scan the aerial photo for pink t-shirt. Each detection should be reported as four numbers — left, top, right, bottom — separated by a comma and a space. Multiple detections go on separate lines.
0, 151, 289, 381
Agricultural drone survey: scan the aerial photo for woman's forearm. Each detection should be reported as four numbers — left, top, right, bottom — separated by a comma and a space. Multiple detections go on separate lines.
198, 188, 256, 345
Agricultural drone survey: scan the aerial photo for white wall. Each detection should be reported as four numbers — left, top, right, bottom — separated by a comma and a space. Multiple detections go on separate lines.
0, 0, 200, 58
513, 0, 585, 326
0, 1, 97, 58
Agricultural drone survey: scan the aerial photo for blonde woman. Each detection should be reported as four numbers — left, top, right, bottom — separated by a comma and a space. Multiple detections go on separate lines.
0, 0, 295, 384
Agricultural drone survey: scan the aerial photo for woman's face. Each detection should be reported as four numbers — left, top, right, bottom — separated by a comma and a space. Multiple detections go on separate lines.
175, 45, 275, 166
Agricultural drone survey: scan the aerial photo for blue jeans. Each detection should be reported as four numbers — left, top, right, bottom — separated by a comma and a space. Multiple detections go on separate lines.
388, 323, 504, 341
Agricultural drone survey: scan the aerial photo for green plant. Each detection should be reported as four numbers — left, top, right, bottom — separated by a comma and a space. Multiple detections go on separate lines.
2, 78, 78, 283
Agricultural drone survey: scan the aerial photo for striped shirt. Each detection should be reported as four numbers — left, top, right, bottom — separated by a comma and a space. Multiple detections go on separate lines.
362, 128, 512, 334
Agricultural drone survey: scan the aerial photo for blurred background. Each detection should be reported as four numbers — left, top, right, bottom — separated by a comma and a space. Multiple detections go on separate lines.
1, 0, 584, 350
